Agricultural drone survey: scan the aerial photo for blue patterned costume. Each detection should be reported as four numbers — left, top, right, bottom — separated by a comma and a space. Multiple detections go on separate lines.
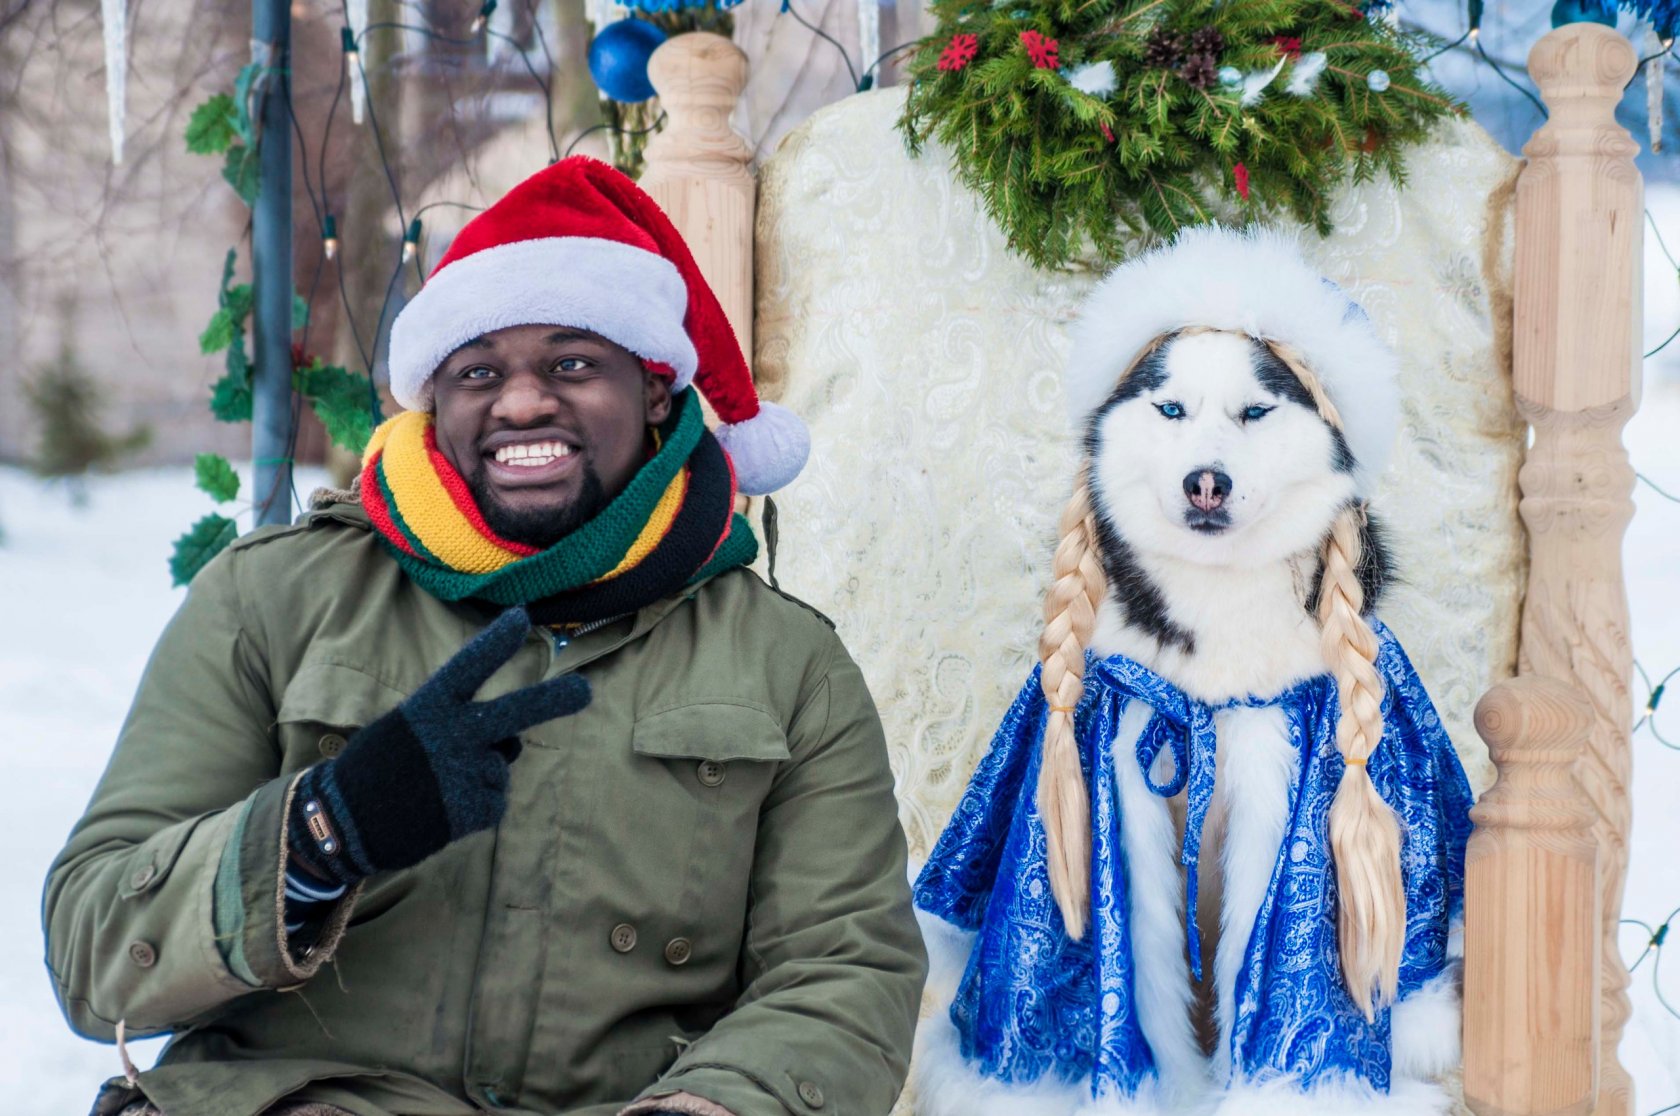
914, 621, 1473, 1105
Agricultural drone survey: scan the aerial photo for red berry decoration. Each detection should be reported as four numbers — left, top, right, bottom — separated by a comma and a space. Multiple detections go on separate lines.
1233, 162, 1251, 200
1020, 30, 1060, 70
937, 32, 980, 72
1100, 122, 1116, 144
1272, 36, 1303, 60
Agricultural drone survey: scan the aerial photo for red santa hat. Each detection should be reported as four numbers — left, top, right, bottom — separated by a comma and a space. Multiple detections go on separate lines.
387, 156, 808, 496
1064, 225, 1400, 495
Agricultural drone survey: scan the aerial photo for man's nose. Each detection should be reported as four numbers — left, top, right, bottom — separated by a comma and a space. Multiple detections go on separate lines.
490, 368, 561, 424
1182, 468, 1232, 511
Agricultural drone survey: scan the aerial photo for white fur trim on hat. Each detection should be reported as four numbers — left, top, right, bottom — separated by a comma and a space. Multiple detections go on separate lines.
387, 236, 698, 410
715, 400, 810, 497
1064, 226, 1401, 494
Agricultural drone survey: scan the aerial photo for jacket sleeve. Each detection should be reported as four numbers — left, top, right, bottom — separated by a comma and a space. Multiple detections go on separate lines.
41, 548, 355, 1041
631, 640, 929, 1116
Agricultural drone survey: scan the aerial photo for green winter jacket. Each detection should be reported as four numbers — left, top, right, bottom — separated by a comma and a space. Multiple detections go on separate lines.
42, 493, 926, 1116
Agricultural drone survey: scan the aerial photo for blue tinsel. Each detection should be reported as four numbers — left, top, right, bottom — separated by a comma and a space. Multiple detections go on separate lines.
1619, 0, 1680, 33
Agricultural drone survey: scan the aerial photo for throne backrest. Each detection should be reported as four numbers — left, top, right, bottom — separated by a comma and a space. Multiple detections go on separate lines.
753, 88, 1523, 861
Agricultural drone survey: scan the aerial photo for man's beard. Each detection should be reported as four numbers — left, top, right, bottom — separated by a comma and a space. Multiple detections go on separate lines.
467, 465, 608, 549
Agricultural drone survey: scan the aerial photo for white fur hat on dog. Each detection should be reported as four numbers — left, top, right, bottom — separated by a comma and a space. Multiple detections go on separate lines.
1063, 225, 1401, 494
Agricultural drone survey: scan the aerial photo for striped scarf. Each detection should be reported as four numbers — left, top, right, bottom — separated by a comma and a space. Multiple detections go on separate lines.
360, 390, 757, 625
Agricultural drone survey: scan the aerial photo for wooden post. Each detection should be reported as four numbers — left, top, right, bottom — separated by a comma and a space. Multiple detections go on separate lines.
1464, 678, 1600, 1116
1494, 23, 1642, 1116
639, 32, 755, 371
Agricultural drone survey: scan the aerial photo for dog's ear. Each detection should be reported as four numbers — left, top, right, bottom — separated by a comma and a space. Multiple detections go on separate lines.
1306, 508, 1394, 617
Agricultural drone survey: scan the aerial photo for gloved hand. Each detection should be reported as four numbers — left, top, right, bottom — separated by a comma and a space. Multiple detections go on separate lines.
287, 606, 590, 887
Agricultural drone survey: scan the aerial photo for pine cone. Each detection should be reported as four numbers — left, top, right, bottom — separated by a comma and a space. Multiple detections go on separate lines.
1188, 27, 1225, 58
1143, 28, 1184, 70
1179, 52, 1218, 89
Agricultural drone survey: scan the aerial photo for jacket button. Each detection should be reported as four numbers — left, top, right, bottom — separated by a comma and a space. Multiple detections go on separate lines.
318, 733, 347, 758
797, 1081, 825, 1108
128, 941, 157, 968
610, 923, 638, 953
663, 937, 692, 966
129, 864, 156, 891
696, 760, 725, 787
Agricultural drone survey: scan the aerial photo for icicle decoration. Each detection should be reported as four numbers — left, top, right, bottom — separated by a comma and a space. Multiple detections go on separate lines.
857, 0, 880, 90
1649, 27, 1667, 153
348, 0, 369, 125
100, 0, 127, 164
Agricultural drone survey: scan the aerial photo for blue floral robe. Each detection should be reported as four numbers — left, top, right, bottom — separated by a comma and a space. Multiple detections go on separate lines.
913, 621, 1473, 1101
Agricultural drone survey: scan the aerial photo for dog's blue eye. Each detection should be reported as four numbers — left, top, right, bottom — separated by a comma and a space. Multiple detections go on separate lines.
1155, 402, 1186, 420
1242, 404, 1274, 422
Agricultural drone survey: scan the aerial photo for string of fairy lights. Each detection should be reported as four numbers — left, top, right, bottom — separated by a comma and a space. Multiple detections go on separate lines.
253, 0, 1680, 1091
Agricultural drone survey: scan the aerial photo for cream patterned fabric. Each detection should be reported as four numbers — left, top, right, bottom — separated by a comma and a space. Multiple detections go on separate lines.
755, 87, 1523, 864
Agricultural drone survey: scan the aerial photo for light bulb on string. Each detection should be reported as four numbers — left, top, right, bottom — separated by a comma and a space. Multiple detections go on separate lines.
341, 27, 359, 79
402, 218, 422, 264
323, 214, 339, 261
471, 0, 496, 34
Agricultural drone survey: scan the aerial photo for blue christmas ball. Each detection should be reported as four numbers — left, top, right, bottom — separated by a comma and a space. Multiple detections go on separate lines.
588, 18, 668, 103
1550, 0, 1617, 27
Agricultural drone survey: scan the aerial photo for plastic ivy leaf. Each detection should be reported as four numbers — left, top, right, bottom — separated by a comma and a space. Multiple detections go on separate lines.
209, 366, 254, 423
169, 513, 239, 587
224, 283, 254, 319
199, 309, 237, 355
185, 93, 239, 155
293, 292, 310, 331
222, 145, 259, 205
296, 360, 379, 453
194, 453, 241, 503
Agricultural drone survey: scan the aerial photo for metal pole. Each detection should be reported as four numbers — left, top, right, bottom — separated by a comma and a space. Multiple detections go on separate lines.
251, 0, 294, 526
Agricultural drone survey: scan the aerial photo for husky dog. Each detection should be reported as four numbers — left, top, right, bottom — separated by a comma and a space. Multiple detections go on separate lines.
913, 228, 1472, 1116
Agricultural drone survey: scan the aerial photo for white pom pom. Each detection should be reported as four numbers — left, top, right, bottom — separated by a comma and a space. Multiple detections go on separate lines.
715, 401, 810, 496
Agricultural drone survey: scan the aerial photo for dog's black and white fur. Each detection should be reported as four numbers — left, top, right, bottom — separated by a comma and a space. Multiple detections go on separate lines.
915, 329, 1462, 1116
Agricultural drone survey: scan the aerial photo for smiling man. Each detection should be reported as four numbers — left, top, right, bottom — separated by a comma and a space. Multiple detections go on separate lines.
44, 158, 926, 1116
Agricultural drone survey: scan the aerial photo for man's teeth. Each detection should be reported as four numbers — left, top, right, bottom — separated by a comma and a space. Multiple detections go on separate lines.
493, 441, 574, 467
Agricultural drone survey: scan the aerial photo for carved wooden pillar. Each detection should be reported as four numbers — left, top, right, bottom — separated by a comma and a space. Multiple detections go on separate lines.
1500, 23, 1642, 1116
639, 31, 756, 370
1464, 678, 1600, 1116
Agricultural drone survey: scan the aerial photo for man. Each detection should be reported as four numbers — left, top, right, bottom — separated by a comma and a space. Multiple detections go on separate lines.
44, 157, 927, 1116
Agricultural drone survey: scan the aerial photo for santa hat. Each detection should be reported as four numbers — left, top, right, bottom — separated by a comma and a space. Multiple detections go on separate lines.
1064, 225, 1400, 494
386, 157, 808, 496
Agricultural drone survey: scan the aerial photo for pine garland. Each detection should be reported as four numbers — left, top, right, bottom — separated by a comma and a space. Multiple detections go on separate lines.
899, 0, 1460, 269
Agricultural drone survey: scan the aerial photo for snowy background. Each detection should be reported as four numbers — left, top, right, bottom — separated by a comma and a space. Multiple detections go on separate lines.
7, 14, 1680, 1115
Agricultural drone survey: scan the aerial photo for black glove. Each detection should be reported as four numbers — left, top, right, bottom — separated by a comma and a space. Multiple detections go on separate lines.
288, 606, 590, 887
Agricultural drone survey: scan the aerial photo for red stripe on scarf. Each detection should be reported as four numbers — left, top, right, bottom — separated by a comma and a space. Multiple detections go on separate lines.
701, 443, 742, 566
422, 425, 540, 558
360, 452, 418, 557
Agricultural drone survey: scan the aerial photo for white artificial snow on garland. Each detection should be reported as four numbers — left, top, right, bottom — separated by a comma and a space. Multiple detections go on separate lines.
100, 0, 126, 164
1068, 60, 1117, 97
348, 0, 369, 124
1285, 51, 1327, 97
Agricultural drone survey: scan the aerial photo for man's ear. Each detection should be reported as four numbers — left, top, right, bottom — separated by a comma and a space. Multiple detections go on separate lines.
644, 369, 673, 424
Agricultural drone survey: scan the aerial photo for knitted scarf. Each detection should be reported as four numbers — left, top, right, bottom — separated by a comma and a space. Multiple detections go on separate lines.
360, 390, 757, 625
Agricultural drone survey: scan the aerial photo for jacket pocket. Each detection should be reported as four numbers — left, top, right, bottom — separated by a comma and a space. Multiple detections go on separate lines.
618, 704, 790, 985
274, 661, 409, 773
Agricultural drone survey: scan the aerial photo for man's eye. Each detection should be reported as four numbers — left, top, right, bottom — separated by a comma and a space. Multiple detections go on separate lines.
1241, 404, 1275, 423
460, 365, 497, 381
553, 357, 591, 374
1155, 401, 1186, 420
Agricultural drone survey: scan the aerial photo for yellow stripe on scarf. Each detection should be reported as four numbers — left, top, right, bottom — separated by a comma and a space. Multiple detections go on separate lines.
378, 412, 529, 574
596, 467, 687, 582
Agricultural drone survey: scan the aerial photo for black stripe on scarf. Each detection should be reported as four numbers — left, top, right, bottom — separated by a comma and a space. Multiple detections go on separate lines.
525, 426, 737, 627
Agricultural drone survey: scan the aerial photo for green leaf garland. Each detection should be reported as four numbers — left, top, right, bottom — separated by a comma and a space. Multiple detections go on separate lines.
193, 453, 241, 503
900, 0, 1460, 269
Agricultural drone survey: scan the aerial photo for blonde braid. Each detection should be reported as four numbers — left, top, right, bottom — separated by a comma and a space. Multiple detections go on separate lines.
1268, 340, 1406, 1019
1037, 472, 1106, 940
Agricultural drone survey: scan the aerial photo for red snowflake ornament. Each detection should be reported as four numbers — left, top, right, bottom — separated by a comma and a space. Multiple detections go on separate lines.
1271, 36, 1303, 60
1233, 163, 1251, 200
937, 32, 980, 73
1020, 30, 1060, 70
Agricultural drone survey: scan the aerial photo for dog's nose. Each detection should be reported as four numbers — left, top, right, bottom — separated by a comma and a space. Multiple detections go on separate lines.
1183, 469, 1232, 512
